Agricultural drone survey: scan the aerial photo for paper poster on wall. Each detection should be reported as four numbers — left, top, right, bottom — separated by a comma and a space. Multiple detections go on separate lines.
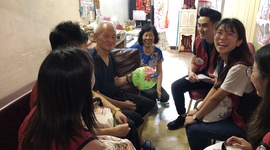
80, 0, 95, 22
154, 0, 169, 29
254, 0, 270, 48
133, 10, 147, 21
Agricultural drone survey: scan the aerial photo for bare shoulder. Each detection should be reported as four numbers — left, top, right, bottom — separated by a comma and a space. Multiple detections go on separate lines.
81, 139, 109, 150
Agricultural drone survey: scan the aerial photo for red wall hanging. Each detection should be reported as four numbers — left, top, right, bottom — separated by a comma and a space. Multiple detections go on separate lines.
136, 0, 151, 14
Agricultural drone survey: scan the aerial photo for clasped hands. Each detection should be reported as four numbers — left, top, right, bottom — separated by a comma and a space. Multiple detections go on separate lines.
113, 109, 131, 137
184, 109, 198, 127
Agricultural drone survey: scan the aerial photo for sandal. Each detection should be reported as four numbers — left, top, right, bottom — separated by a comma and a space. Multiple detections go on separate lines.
141, 140, 156, 150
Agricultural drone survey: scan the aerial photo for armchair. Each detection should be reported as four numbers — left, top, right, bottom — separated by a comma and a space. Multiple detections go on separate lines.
112, 48, 141, 95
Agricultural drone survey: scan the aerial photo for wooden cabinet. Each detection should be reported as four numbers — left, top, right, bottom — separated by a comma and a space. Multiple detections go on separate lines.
178, 9, 197, 52
180, 10, 197, 27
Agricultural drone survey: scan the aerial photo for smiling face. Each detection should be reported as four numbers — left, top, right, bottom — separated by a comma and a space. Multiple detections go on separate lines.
214, 25, 243, 59
142, 30, 155, 48
251, 62, 268, 97
197, 16, 217, 43
95, 23, 116, 52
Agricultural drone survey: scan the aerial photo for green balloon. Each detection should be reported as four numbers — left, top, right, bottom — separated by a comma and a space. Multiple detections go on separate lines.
132, 66, 158, 90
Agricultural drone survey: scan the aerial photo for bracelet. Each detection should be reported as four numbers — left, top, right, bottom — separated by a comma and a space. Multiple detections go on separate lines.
157, 88, 161, 91
111, 107, 121, 116
126, 75, 130, 84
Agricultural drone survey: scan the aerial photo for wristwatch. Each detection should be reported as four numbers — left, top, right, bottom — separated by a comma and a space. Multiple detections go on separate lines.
193, 114, 202, 121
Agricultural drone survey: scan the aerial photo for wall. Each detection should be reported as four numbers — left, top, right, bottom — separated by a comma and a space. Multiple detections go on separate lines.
166, 0, 182, 46
99, 0, 129, 25
222, 0, 260, 43
0, 0, 80, 99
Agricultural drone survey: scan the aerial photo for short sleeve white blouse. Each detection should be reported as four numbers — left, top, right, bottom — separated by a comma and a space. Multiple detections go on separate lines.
217, 64, 254, 96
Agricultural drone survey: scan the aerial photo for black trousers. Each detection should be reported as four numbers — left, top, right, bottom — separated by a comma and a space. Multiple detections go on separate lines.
171, 75, 213, 115
115, 91, 155, 118
125, 119, 141, 150
141, 85, 170, 103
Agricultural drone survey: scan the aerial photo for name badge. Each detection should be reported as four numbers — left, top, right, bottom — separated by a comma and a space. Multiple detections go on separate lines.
195, 57, 203, 65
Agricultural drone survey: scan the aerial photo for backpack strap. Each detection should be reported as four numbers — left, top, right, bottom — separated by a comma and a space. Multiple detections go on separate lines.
77, 136, 97, 150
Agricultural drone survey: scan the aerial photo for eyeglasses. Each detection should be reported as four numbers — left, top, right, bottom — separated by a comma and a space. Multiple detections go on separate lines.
247, 66, 268, 78
215, 30, 237, 39
246, 66, 253, 77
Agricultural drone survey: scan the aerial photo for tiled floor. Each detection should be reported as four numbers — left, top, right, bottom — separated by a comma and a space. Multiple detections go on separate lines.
142, 49, 193, 150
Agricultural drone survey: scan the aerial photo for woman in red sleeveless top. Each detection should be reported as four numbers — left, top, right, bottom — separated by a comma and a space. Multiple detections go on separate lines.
18, 47, 108, 150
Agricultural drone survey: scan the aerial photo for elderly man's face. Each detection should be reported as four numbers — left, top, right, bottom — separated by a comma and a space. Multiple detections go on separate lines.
95, 24, 116, 52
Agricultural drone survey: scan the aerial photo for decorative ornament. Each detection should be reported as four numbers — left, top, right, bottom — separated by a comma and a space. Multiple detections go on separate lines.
136, 0, 151, 14
136, 0, 143, 10
180, 45, 185, 51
